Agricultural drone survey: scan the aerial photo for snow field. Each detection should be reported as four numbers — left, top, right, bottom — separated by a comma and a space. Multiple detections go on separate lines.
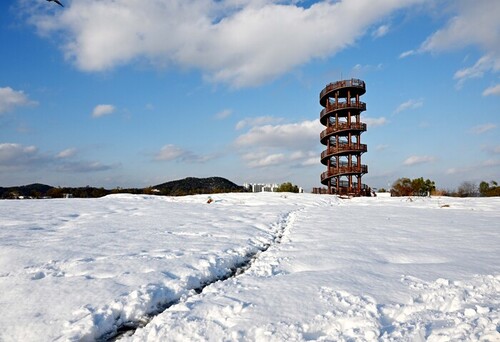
0, 193, 499, 341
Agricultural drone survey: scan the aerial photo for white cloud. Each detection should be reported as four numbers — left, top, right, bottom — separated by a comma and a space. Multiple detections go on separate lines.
241, 149, 318, 168
235, 119, 322, 169
235, 119, 322, 149
246, 149, 319, 169
154, 144, 185, 161
362, 116, 388, 127
419, 1, 500, 54
417, 0, 500, 87
92, 104, 115, 118
482, 84, 500, 96
399, 50, 416, 59
57, 161, 118, 173
0, 143, 39, 165
242, 151, 286, 168
481, 145, 500, 155
56, 148, 77, 159
453, 54, 498, 88
292, 150, 319, 166
214, 109, 232, 120
301, 156, 319, 166
376, 144, 389, 151
351, 63, 383, 76
0, 142, 117, 173
235, 116, 283, 130
372, 24, 389, 39
470, 123, 496, 134
403, 155, 435, 166
26, 0, 428, 87
482, 159, 500, 167
0, 87, 37, 114
154, 144, 215, 163
394, 99, 423, 114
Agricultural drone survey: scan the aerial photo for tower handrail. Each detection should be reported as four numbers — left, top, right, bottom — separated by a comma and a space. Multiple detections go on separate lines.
320, 78, 366, 101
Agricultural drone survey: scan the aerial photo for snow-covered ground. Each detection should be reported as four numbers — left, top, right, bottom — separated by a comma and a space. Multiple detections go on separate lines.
0, 193, 499, 341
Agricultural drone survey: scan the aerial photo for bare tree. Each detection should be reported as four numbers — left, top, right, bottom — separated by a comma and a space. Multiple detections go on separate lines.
457, 181, 478, 197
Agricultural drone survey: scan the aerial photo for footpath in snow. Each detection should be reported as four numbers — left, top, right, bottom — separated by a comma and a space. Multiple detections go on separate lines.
0, 193, 499, 341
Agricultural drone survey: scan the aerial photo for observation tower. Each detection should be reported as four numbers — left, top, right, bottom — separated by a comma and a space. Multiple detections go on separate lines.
319, 79, 369, 196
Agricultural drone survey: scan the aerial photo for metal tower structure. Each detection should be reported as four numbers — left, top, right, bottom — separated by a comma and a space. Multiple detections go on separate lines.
319, 79, 369, 196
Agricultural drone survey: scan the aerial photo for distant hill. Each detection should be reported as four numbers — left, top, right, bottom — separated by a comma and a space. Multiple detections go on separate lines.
0, 183, 54, 198
0, 177, 245, 199
153, 177, 245, 196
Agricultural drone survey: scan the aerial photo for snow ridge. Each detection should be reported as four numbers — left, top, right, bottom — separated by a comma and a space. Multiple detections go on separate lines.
62, 208, 300, 341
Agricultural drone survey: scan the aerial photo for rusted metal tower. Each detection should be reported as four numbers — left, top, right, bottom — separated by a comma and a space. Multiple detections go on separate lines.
319, 79, 369, 196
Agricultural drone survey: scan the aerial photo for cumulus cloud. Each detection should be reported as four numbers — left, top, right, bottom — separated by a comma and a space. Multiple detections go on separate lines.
235, 119, 321, 169
242, 151, 286, 168
0, 87, 37, 114
403, 155, 435, 166
26, 0, 427, 87
470, 123, 496, 134
235, 119, 322, 149
241, 149, 318, 168
416, 0, 500, 87
394, 99, 423, 114
482, 84, 500, 96
419, 1, 500, 54
92, 104, 115, 118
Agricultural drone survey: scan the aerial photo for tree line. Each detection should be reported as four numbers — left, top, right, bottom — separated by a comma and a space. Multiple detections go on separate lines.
385, 178, 500, 197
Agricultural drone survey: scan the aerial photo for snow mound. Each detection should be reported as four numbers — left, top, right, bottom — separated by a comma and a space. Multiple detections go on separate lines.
381, 275, 500, 341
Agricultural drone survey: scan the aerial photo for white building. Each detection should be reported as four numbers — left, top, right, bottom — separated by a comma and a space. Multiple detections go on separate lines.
244, 183, 301, 193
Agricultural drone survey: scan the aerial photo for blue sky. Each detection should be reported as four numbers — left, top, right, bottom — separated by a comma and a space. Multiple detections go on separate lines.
1, 0, 499, 191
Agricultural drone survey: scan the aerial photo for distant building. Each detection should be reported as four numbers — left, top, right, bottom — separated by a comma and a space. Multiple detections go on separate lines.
243, 183, 279, 192
243, 183, 303, 193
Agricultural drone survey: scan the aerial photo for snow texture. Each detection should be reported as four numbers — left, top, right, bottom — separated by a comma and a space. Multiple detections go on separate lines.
0, 193, 499, 341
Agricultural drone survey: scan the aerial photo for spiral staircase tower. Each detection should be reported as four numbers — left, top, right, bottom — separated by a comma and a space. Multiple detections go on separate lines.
319, 79, 369, 196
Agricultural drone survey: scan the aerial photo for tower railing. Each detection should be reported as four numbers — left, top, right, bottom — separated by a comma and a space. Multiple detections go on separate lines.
320, 144, 367, 160
319, 78, 366, 103
320, 123, 367, 140
320, 165, 368, 181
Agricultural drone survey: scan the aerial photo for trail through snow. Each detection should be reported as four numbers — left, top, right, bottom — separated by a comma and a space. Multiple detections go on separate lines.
107, 208, 301, 341
0, 193, 499, 341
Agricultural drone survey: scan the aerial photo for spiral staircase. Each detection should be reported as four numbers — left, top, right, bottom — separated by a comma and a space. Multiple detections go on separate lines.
319, 79, 369, 196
